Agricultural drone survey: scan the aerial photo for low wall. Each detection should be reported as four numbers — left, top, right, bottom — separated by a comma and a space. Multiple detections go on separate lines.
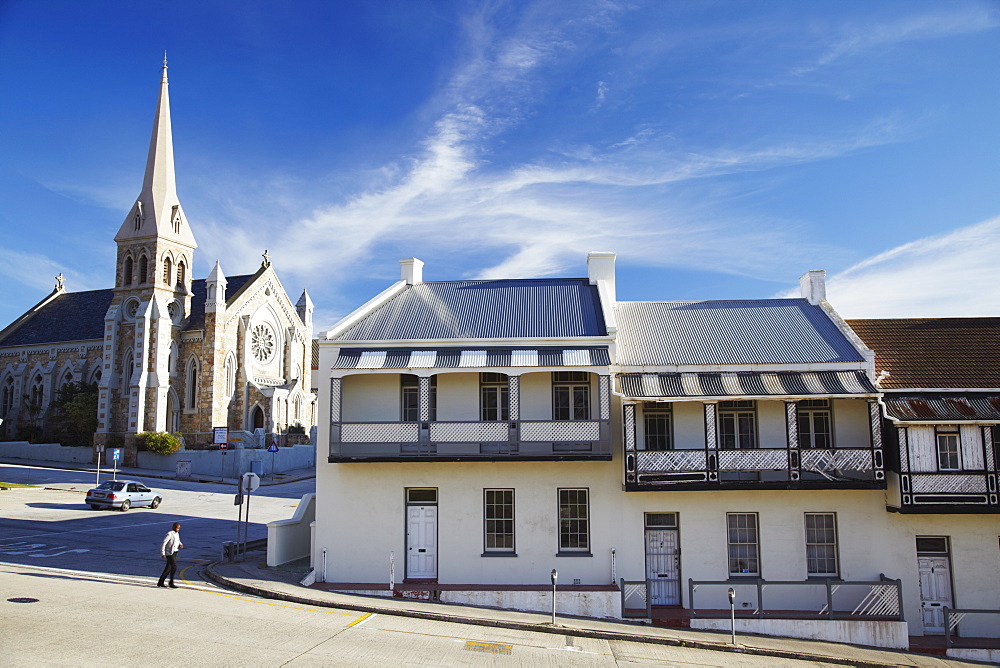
267, 493, 316, 567
0, 442, 92, 464
949, 648, 1000, 663
136, 444, 315, 477
691, 618, 909, 649
440, 590, 621, 619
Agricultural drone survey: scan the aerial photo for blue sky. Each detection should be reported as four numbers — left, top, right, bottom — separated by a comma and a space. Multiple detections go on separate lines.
1, 0, 998, 331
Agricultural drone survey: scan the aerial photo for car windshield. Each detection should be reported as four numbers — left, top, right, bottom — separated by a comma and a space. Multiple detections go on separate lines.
96, 481, 126, 491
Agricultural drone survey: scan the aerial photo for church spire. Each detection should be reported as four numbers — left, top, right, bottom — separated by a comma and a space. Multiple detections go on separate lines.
114, 57, 197, 250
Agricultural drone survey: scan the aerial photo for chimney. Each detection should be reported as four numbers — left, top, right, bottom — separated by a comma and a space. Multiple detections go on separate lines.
799, 270, 827, 305
400, 258, 424, 285
587, 252, 616, 303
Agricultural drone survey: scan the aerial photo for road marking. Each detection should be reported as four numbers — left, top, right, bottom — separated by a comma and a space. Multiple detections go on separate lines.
0, 541, 89, 557
0, 518, 211, 542
346, 612, 374, 627
465, 640, 513, 655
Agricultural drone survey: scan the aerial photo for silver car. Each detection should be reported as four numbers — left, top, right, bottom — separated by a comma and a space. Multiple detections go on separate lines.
85, 480, 161, 511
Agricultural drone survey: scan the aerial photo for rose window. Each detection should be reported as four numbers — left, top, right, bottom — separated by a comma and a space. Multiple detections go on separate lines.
251, 324, 276, 363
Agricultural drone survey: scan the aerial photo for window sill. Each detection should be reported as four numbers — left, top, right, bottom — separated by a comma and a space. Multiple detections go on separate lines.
481, 552, 518, 558
806, 576, 842, 581
556, 551, 593, 558
726, 574, 761, 580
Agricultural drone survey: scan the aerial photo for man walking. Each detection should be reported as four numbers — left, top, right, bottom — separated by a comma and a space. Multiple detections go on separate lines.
158, 522, 184, 588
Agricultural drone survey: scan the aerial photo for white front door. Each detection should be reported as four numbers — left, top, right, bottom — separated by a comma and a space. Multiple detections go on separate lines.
406, 505, 437, 579
645, 528, 680, 605
918, 556, 953, 633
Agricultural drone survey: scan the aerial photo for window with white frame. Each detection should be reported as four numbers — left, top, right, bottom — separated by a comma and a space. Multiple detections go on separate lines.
401, 374, 436, 421
225, 354, 237, 397
727, 512, 759, 576
552, 371, 590, 420
480, 373, 509, 421
558, 488, 590, 552
936, 428, 961, 471
484, 489, 514, 553
719, 401, 757, 449
804, 513, 839, 577
798, 399, 833, 449
643, 405, 673, 450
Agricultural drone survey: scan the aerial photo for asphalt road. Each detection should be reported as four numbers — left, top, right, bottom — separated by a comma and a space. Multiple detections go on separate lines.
0, 462, 314, 578
1, 561, 837, 666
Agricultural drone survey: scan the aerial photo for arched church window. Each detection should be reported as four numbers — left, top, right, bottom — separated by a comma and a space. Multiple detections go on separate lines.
29, 374, 44, 410
168, 342, 178, 377
250, 406, 264, 431
89, 367, 102, 385
176, 261, 186, 287
123, 257, 134, 286
225, 354, 237, 397
137, 255, 149, 284
1, 377, 14, 416
59, 369, 73, 390
133, 210, 142, 231
121, 350, 134, 393
185, 357, 199, 411
163, 257, 173, 285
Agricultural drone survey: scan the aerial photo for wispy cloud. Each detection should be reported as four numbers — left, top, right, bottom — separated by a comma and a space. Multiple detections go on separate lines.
782, 216, 1000, 318
793, 4, 1000, 75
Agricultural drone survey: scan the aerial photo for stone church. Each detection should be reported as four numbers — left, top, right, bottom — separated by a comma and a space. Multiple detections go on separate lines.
0, 61, 315, 462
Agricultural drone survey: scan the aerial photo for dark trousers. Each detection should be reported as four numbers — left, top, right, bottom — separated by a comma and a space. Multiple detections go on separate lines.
158, 554, 178, 585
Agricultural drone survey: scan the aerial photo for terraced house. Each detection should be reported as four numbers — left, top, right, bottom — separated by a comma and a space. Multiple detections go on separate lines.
313, 253, 999, 652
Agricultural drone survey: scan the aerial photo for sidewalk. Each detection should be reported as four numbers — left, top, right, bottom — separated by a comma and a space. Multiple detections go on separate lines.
205, 559, 979, 667
0, 457, 315, 487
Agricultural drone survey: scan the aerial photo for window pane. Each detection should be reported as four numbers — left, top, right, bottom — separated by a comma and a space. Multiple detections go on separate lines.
484, 489, 514, 552
573, 387, 589, 420
644, 409, 673, 451
804, 513, 838, 576
727, 513, 759, 575
553, 387, 569, 420
559, 489, 589, 551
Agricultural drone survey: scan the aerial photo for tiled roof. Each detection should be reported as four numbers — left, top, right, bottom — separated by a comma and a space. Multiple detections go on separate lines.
619, 370, 876, 399
615, 299, 865, 366
331, 279, 607, 341
847, 318, 1000, 389
0, 289, 113, 346
0, 275, 255, 348
332, 347, 611, 369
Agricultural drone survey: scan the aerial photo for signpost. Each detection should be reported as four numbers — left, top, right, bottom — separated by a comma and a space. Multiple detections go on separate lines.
214, 427, 229, 482
267, 440, 279, 477
234, 471, 260, 561
95, 443, 105, 485
111, 448, 121, 480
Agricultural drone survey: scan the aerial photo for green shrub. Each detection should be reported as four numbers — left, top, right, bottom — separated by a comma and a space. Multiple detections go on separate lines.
135, 431, 182, 455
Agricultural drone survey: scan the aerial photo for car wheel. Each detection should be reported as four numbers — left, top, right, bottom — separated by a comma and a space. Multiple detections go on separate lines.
120, 500, 131, 512
150, 497, 161, 509
90, 504, 101, 510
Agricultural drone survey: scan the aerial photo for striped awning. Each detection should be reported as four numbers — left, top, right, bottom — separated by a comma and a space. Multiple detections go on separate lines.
883, 396, 1000, 422
619, 370, 877, 399
333, 347, 611, 370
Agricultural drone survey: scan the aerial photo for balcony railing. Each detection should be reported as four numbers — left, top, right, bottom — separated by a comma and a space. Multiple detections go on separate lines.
629, 446, 879, 486
898, 470, 998, 508
330, 419, 612, 459
689, 575, 904, 622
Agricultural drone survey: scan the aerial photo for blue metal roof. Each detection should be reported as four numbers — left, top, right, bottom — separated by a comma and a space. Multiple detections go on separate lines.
331, 279, 607, 341
615, 299, 865, 366
0, 276, 256, 347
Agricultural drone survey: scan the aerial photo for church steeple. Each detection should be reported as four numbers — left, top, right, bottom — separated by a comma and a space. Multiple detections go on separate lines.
114, 56, 197, 250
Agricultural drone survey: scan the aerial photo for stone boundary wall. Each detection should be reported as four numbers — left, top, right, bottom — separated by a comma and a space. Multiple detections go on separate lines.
0, 442, 92, 463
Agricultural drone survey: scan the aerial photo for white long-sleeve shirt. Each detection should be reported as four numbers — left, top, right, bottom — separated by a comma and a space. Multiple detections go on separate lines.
161, 529, 182, 556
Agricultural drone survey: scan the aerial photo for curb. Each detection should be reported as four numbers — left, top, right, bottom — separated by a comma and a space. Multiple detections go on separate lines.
203, 563, 903, 668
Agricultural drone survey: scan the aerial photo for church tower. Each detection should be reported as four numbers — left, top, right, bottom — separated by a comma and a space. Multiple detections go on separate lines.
97, 57, 197, 442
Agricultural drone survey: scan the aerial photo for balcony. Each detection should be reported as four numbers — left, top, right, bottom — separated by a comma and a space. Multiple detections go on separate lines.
894, 470, 1000, 512
329, 419, 612, 461
626, 446, 883, 490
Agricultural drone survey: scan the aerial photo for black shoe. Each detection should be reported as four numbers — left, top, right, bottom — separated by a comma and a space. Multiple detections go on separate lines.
157, 583, 166, 588
168, 584, 179, 588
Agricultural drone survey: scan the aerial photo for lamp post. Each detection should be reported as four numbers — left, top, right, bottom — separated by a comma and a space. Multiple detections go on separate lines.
727, 587, 737, 645
550, 569, 558, 625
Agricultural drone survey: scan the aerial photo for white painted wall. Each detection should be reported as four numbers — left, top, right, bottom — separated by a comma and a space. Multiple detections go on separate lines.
833, 399, 870, 446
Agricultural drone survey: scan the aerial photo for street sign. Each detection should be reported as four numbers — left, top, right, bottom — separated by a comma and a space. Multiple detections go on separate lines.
96, 444, 105, 453
267, 442, 279, 453
111, 448, 122, 461
213, 427, 228, 444
219, 442, 228, 450
241, 472, 260, 493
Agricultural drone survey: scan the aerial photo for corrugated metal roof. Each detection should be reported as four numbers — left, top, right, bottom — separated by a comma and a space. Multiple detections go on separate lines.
0, 276, 255, 347
883, 395, 1000, 421
848, 318, 1000, 389
615, 299, 864, 366
333, 346, 611, 369
620, 371, 876, 399
331, 279, 607, 341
